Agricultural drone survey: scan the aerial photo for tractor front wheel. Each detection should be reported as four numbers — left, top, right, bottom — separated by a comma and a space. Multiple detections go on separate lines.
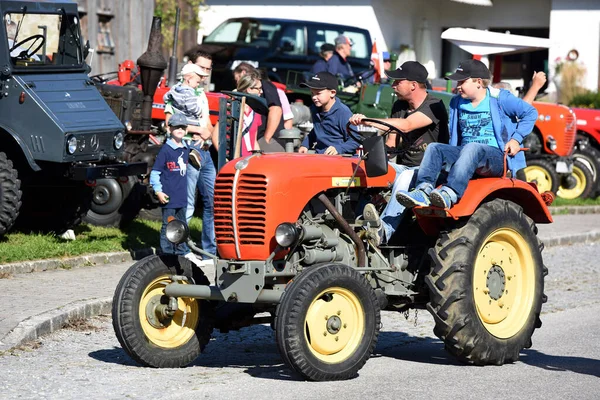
426, 199, 547, 365
275, 263, 380, 381
524, 158, 559, 194
112, 255, 214, 368
557, 159, 594, 200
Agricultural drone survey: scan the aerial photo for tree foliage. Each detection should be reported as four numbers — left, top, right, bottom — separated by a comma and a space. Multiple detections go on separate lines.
154, 0, 205, 53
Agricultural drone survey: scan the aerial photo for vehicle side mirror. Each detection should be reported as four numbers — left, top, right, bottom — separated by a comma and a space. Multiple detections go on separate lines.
362, 135, 388, 177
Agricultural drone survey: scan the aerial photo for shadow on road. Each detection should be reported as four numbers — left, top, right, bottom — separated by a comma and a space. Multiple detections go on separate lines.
520, 349, 600, 378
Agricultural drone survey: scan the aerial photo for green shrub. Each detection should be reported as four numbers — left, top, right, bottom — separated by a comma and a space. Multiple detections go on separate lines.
569, 90, 600, 109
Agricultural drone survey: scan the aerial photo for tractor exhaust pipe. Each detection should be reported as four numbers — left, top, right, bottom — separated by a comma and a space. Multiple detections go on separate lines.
137, 17, 168, 131
167, 7, 181, 88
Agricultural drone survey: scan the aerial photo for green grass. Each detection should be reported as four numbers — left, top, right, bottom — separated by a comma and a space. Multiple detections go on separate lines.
551, 196, 600, 207
0, 217, 203, 264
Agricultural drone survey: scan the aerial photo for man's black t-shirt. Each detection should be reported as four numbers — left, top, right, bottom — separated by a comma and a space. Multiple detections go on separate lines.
391, 93, 449, 167
258, 80, 285, 140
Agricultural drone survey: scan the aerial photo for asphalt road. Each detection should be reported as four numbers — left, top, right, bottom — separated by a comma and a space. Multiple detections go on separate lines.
1, 242, 599, 400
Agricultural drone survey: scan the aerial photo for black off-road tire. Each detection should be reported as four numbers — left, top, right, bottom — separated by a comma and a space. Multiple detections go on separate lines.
524, 158, 559, 194
426, 199, 547, 365
557, 159, 594, 200
0, 152, 22, 235
83, 176, 143, 227
112, 254, 214, 368
274, 263, 380, 381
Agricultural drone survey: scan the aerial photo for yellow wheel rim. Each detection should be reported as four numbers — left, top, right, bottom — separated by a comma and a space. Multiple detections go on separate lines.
304, 287, 365, 363
557, 165, 587, 200
473, 229, 536, 338
524, 165, 553, 193
139, 275, 199, 348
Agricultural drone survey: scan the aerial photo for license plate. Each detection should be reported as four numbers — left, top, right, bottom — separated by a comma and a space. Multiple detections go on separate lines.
556, 160, 572, 173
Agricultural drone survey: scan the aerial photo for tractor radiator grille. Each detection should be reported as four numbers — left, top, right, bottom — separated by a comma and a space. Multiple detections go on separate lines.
564, 113, 576, 150
214, 173, 267, 246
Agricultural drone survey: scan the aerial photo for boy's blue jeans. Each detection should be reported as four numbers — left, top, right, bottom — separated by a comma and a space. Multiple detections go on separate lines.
160, 207, 190, 255
415, 142, 505, 198
186, 148, 217, 255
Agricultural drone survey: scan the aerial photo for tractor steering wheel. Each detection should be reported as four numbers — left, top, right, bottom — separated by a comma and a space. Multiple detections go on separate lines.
10, 34, 45, 60
343, 69, 377, 87
346, 118, 404, 139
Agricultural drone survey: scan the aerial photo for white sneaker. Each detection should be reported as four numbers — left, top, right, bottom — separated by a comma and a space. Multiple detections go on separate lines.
184, 252, 205, 268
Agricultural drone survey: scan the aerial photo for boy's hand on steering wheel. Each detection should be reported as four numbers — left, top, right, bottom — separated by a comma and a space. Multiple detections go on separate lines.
324, 146, 339, 155
298, 146, 308, 153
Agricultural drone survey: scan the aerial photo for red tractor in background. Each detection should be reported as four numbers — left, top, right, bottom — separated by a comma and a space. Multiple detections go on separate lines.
571, 107, 600, 198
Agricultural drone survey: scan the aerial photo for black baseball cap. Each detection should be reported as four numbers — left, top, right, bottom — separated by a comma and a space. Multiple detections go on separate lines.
300, 71, 338, 90
446, 59, 491, 80
385, 61, 428, 83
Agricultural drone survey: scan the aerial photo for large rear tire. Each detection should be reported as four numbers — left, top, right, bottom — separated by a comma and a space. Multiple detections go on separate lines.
524, 158, 559, 194
112, 254, 214, 368
0, 152, 22, 236
275, 263, 380, 381
426, 199, 547, 365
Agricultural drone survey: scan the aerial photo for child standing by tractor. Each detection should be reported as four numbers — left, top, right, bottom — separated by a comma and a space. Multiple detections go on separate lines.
149, 113, 203, 266
298, 71, 361, 155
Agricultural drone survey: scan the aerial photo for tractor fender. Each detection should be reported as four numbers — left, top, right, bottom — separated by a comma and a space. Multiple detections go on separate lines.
0, 126, 41, 171
415, 177, 553, 237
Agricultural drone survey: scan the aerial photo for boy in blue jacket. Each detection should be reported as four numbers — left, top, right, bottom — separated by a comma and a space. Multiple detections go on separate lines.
397, 59, 538, 209
298, 71, 361, 155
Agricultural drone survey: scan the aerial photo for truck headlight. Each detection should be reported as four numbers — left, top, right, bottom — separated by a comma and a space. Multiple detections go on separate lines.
114, 131, 124, 150
67, 135, 77, 154
275, 223, 299, 247
546, 135, 557, 151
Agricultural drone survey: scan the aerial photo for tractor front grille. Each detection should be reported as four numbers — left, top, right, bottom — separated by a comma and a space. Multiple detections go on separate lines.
214, 173, 267, 247
564, 113, 576, 150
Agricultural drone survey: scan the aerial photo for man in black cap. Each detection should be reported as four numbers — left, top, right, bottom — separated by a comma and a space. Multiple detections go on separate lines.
311, 43, 336, 74
396, 58, 537, 210
298, 71, 361, 155
348, 60, 449, 245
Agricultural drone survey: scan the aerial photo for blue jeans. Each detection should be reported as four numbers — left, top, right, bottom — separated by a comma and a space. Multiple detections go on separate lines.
160, 207, 190, 255
380, 163, 418, 242
415, 143, 505, 198
186, 149, 217, 255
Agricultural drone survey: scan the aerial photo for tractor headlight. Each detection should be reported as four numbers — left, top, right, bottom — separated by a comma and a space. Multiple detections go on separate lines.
114, 131, 124, 150
166, 219, 189, 245
275, 223, 299, 248
546, 135, 557, 151
67, 135, 77, 154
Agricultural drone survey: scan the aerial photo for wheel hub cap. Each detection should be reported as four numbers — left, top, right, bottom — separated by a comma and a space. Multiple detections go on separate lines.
326, 315, 342, 334
486, 265, 506, 300
93, 186, 111, 205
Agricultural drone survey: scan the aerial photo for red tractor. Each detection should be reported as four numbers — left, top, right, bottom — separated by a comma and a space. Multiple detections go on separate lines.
571, 107, 600, 198
112, 118, 553, 381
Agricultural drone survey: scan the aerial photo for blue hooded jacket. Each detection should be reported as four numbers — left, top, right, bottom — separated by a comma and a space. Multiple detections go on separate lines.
448, 87, 538, 175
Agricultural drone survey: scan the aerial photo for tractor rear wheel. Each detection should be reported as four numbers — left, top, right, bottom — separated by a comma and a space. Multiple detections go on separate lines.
275, 263, 380, 381
557, 159, 594, 200
112, 255, 214, 368
0, 152, 22, 236
524, 158, 559, 194
426, 199, 547, 365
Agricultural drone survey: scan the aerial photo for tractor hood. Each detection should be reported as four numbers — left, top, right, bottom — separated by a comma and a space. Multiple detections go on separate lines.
14, 73, 124, 133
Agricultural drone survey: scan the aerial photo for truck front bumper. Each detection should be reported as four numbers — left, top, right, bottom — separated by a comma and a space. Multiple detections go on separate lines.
69, 161, 148, 180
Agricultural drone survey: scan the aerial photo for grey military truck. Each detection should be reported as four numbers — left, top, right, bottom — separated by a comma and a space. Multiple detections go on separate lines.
0, 0, 145, 235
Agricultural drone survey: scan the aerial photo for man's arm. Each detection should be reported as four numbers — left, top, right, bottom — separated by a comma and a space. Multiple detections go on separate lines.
522, 71, 547, 104
264, 105, 283, 143
349, 112, 434, 134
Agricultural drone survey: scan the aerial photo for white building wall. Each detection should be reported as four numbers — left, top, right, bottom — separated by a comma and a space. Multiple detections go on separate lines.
549, 0, 600, 91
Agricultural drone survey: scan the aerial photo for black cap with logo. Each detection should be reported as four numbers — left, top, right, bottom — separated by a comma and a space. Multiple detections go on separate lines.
300, 71, 338, 90
446, 59, 491, 80
385, 61, 428, 83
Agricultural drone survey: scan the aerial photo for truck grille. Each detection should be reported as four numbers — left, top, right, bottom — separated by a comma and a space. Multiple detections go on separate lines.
214, 173, 267, 246
564, 113, 576, 150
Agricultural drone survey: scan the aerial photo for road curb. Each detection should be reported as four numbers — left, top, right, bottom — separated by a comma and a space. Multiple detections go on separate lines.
0, 248, 155, 276
0, 297, 112, 352
542, 231, 600, 248
549, 205, 600, 215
